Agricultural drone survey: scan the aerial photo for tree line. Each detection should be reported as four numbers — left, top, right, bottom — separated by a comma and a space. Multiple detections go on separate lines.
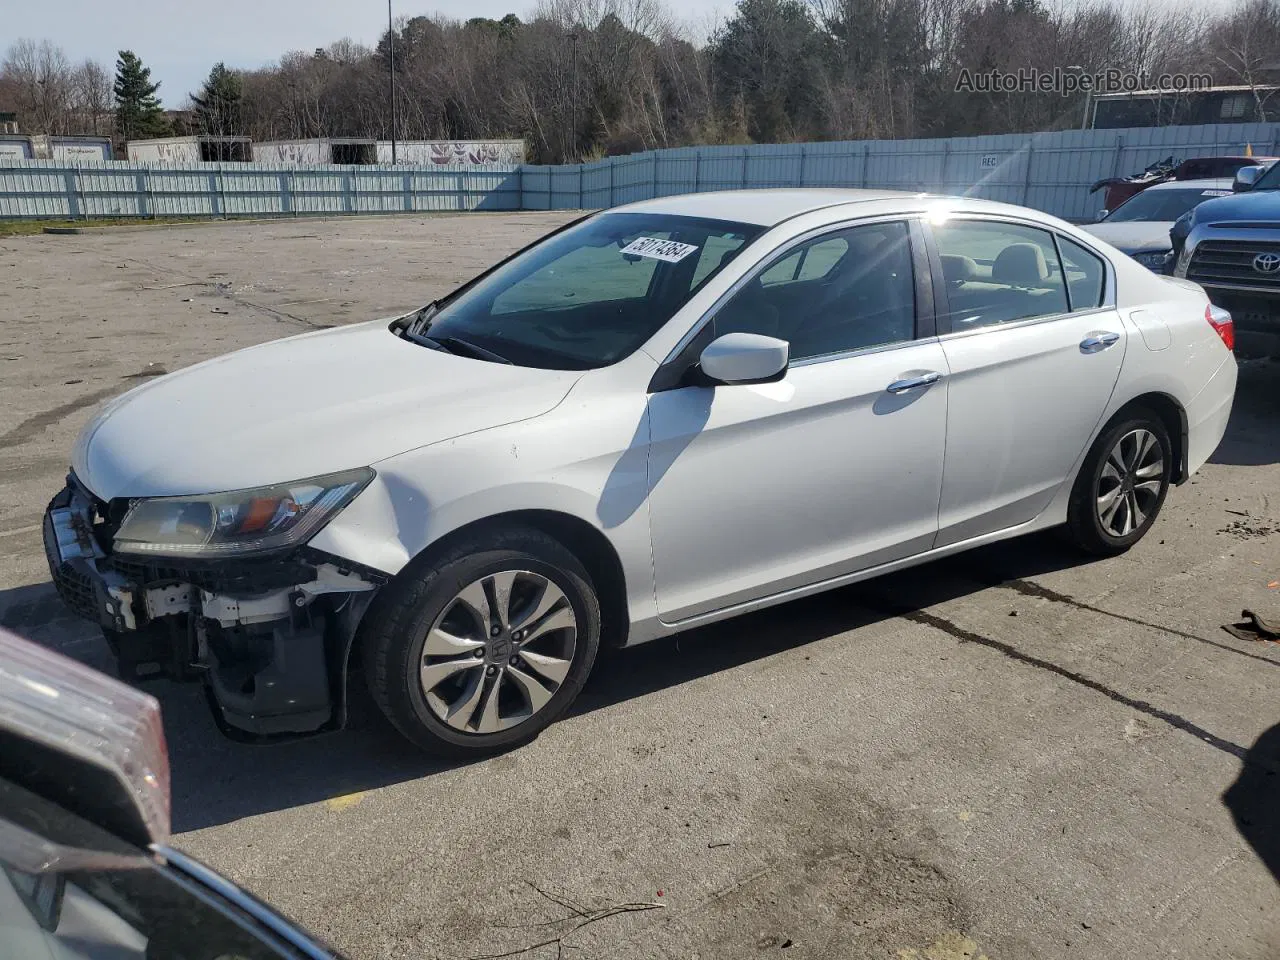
4, 0, 1280, 162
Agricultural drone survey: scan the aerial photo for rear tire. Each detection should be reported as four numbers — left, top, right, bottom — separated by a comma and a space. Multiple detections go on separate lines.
360, 526, 600, 757
1065, 410, 1172, 556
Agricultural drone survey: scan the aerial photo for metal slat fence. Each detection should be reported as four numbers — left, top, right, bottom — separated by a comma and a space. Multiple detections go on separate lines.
4, 122, 1280, 222
0, 162, 523, 220
523, 122, 1280, 221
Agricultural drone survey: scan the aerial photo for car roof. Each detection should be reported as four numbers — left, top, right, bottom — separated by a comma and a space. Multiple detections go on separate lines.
610, 188, 1059, 228
1147, 178, 1234, 191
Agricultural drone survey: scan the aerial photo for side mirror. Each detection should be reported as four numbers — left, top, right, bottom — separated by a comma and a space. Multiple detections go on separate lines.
1097, 208, 1109, 221
1233, 166, 1262, 192
699, 332, 789, 385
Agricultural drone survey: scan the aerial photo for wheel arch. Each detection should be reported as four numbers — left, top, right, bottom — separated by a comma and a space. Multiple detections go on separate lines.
1104, 391, 1189, 484
345, 509, 631, 678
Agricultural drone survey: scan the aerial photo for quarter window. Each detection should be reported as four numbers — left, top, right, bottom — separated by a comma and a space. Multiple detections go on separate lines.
713, 221, 916, 361
932, 219, 1069, 330
1056, 235, 1106, 311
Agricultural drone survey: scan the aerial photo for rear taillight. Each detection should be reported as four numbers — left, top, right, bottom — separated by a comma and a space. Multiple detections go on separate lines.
1206, 303, 1235, 351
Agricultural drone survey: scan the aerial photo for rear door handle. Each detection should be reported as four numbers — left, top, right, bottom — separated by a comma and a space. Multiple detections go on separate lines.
886, 371, 943, 394
1079, 331, 1120, 353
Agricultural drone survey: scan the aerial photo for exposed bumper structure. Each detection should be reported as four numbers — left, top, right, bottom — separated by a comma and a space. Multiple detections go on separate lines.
43, 476, 384, 739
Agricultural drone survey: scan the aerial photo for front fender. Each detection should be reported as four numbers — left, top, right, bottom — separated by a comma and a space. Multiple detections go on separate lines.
306, 386, 659, 627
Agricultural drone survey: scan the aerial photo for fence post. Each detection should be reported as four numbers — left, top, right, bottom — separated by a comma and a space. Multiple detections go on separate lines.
344, 168, 356, 214
797, 145, 806, 187
64, 169, 82, 220
208, 171, 221, 218
740, 149, 749, 188
578, 164, 584, 209
692, 152, 700, 193
279, 172, 293, 216
860, 145, 869, 187
608, 157, 615, 207
652, 153, 659, 200
132, 169, 147, 219
940, 141, 950, 194
1021, 143, 1035, 206
1111, 135, 1126, 178
403, 170, 413, 213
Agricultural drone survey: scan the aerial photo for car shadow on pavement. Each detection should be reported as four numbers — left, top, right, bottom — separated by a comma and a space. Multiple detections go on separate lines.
1209, 358, 1280, 467
572, 532, 1094, 719
1222, 722, 1280, 885
153, 531, 1092, 832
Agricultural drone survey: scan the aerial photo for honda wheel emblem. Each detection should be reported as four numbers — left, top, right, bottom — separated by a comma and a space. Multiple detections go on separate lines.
1252, 252, 1280, 274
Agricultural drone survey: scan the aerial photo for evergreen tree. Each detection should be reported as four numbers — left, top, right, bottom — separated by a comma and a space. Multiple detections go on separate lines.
191, 62, 243, 135
113, 50, 169, 142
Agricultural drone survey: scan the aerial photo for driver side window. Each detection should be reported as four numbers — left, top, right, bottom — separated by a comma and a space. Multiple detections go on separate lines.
712, 221, 916, 362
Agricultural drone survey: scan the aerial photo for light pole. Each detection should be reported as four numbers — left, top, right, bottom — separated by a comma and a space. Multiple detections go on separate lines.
569, 30, 578, 163
388, 0, 398, 164
1067, 64, 1092, 131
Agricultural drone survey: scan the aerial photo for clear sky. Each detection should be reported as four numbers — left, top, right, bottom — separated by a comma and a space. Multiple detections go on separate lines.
6, 0, 619, 108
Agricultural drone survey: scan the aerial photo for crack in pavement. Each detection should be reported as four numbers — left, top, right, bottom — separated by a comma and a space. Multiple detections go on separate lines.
858, 594, 1265, 769
996, 578, 1280, 669
118, 256, 332, 329
0, 387, 118, 451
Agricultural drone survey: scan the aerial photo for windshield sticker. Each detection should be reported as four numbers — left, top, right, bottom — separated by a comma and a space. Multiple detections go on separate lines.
620, 237, 700, 263
1202, 189, 1231, 196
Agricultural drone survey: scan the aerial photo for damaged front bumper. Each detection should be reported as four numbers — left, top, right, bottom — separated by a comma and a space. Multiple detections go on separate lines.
43, 476, 385, 739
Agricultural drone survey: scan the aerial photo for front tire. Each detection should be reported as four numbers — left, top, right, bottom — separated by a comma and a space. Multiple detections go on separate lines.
1065, 410, 1172, 556
361, 527, 601, 756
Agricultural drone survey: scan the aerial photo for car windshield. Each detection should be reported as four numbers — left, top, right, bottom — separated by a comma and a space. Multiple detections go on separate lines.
414, 212, 764, 370
1106, 187, 1230, 223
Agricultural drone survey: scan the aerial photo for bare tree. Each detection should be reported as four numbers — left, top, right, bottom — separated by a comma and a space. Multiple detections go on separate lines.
2, 38, 74, 135
71, 58, 112, 135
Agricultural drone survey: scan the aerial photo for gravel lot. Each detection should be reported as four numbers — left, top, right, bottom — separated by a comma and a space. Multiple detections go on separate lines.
1, 214, 1278, 960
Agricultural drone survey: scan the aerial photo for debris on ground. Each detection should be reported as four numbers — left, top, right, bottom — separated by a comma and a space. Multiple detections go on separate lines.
1223, 610, 1280, 643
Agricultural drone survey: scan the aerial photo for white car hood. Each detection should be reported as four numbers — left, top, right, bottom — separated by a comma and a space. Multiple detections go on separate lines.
1080, 221, 1174, 253
73, 320, 582, 499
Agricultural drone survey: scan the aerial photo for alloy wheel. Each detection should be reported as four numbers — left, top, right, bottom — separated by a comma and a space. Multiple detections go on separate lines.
419, 570, 577, 734
1096, 427, 1164, 538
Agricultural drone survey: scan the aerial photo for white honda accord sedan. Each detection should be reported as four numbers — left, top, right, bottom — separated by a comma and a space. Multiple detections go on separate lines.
44, 189, 1237, 755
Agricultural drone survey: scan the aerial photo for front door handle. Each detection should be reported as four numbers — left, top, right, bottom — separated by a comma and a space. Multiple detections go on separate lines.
1079, 331, 1121, 353
886, 371, 943, 394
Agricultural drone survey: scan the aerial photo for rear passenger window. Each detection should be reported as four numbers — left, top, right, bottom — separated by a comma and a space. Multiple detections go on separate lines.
932, 220, 1069, 330
1056, 236, 1106, 310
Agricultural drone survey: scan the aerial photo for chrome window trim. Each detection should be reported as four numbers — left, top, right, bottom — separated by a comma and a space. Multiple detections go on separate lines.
935, 304, 1117, 343
787, 334, 942, 368
658, 210, 932, 367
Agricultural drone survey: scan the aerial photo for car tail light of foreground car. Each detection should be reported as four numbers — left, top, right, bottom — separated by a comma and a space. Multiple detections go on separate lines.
1206, 303, 1235, 351
0, 627, 343, 959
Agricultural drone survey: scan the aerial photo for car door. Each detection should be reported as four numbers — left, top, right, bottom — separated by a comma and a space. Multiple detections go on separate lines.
645, 218, 950, 623
926, 216, 1125, 546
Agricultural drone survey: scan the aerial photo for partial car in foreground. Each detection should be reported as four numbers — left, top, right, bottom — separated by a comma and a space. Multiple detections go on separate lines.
0, 626, 341, 960
1083, 177, 1233, 272
43, 189, 1237, 755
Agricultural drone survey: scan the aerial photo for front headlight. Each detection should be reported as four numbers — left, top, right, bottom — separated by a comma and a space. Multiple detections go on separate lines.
113, 468, 374, 559
1132, 250, 1172, 271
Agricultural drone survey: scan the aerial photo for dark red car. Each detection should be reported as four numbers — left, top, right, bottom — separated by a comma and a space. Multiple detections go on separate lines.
1091, 155, 1278, 214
